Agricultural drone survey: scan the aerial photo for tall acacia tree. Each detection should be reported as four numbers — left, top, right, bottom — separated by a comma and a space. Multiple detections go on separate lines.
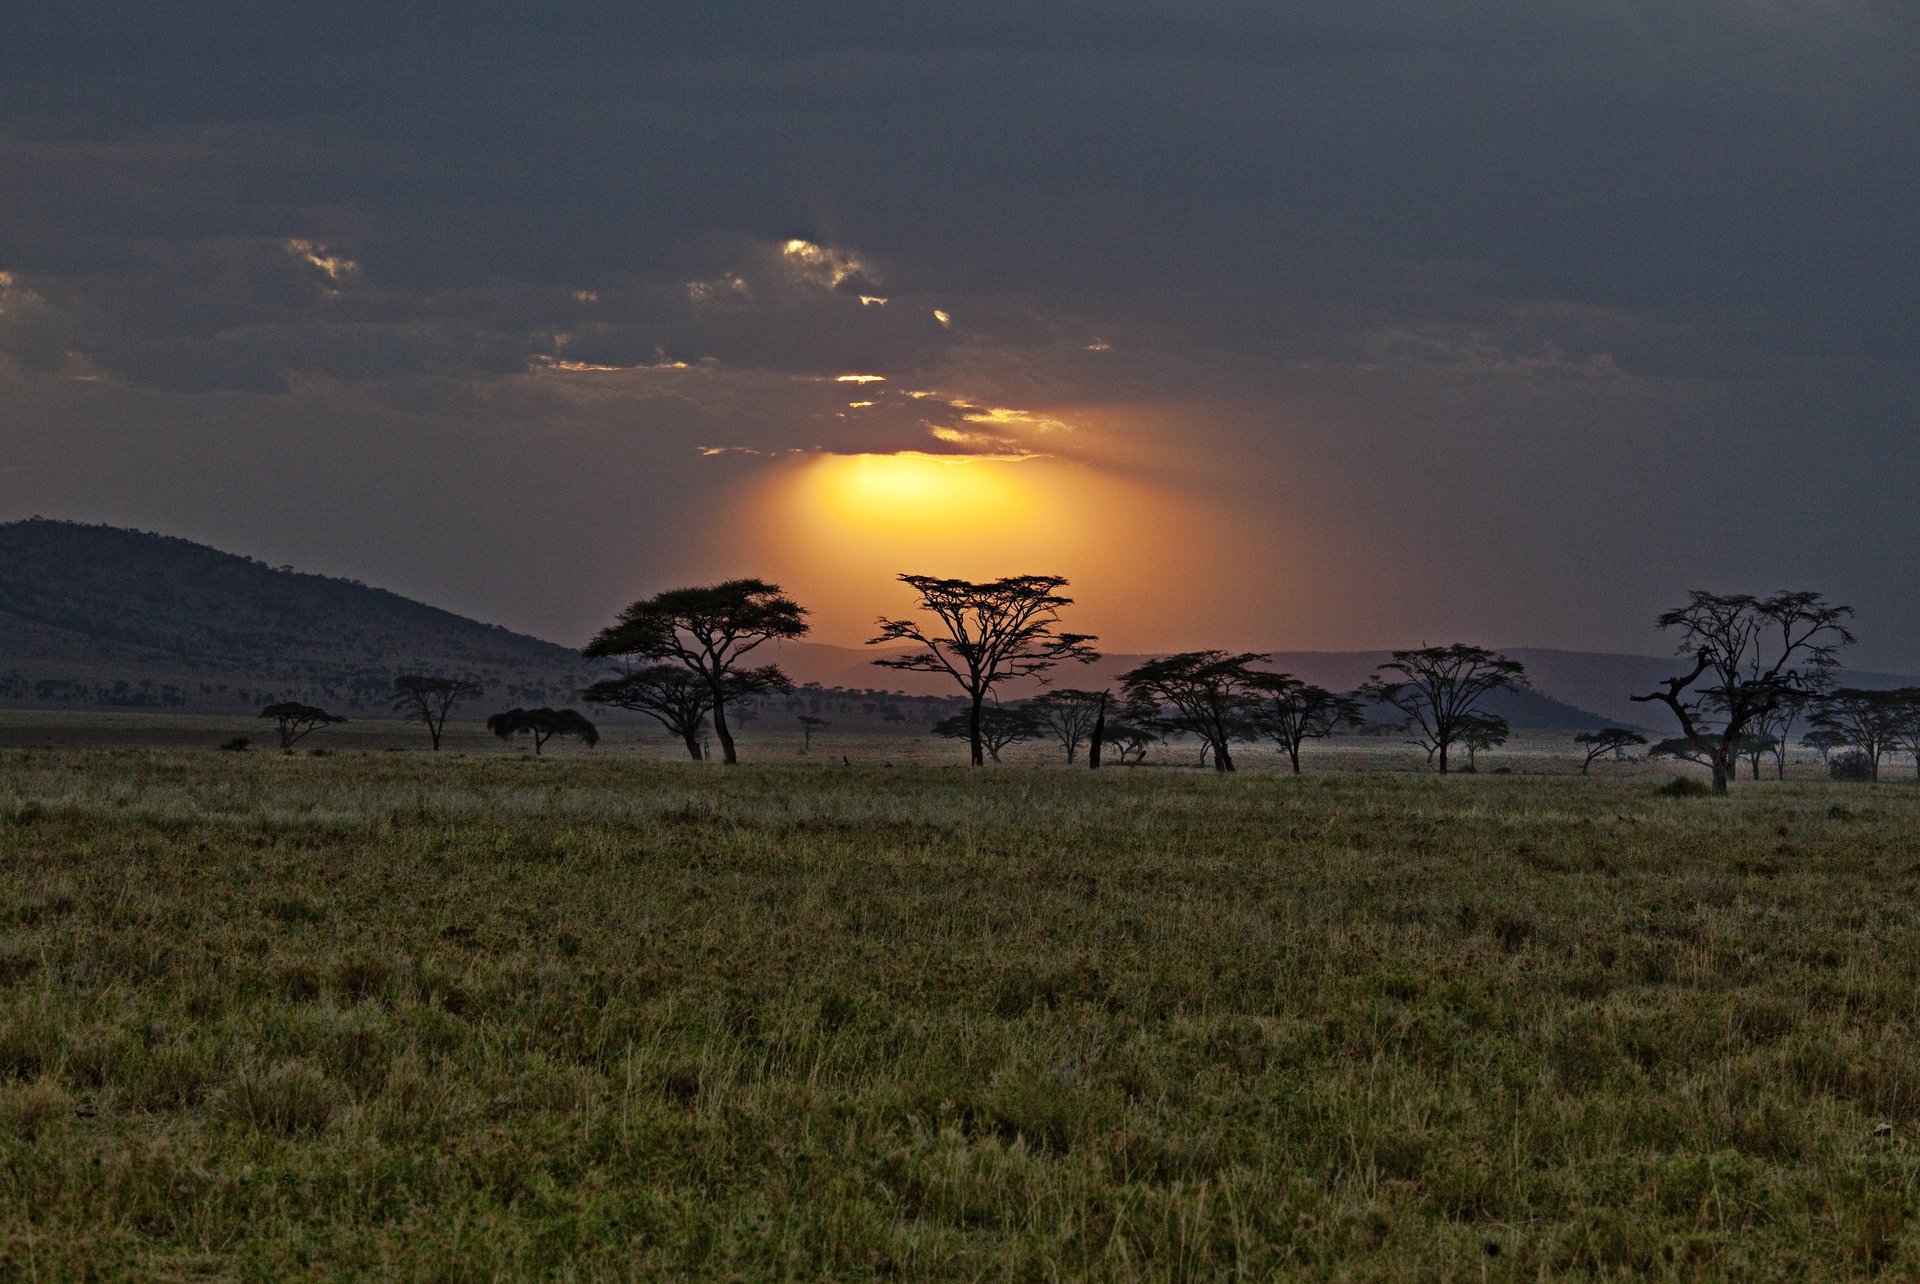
870, 574, 1097, 766
1257, 680, 1363, 774
583, 579, 808, 765
391, 675, 481, 750
1630, 590, 1853, 795
1358, 644, 1527, 774
1118, 651, 1273, 773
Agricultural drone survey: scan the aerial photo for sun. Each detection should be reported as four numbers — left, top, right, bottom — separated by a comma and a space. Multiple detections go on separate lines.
802, 452, 1034, 535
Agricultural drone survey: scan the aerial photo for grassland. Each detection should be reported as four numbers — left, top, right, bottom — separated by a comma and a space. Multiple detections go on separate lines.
4, 737, 1920, 1279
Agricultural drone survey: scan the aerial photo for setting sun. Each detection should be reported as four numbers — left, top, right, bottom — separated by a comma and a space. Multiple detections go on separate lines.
804, 452, 1034, 535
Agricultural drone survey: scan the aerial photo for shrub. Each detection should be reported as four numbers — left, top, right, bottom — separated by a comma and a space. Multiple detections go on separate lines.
1656, 776, 1712, 797
1831, 750, 1874, 782
219, 737, 250, 752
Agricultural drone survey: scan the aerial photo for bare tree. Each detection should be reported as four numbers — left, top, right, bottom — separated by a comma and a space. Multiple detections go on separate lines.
391, 675, 480, 750
581, 665, 711, 760
1572, 728, 1648, 773
1118, 651, 1272, 773
1025, 689, 1108, 764
1257, 681, 1363, 774
931, 706, 1036, 762
583, 580, 808, 764
1358, 645, 1527, 774
259, 701, 346, 751
1630, 591, 1854, 795
1809, 688, 1907, 782
486, 707, 598, 755
870, 574, 1097, 766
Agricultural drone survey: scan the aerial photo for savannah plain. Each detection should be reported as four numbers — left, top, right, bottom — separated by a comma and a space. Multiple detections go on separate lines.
4, 716, 1919, 1279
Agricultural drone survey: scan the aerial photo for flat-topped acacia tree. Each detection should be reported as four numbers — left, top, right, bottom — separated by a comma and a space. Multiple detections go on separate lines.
581, 665, 714, 760
870, 574, 1098, 767
259, 701, 346, 751
583, 579, 807, 765
1359, 644, 1527, 775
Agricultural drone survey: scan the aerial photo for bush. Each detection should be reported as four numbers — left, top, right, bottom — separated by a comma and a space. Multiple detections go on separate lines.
1656, 776, 1712, 798
1831, 750, 1874, 782
219, 737, 249, 752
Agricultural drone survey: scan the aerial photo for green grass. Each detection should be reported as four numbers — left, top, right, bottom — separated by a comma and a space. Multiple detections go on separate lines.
3, 746, 1920, 1278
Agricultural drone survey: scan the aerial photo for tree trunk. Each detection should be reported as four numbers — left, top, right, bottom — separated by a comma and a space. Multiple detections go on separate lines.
1214, 736, 1235, 772
1437, 740, 1449, 774
968, 695, 985, 767
1288, 744, 1302, 774
712, 696, 738, 765
682, 729, 703, 760
1711, 756, 1730, 794
1088, 697, 1105, 770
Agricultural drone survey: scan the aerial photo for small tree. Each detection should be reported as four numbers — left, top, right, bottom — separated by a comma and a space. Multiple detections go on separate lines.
1456, 713, 1509, 772
797, 715, 830, 753
1573, 728, 1648, 774
486, 707, 599, 755
1101, 719, 1157, 765
1118, 651, 1272, 773
1799, 727, 1850, 763
583, 580, 808, 765
1257, 681, 1363, 774
1808, 688, 1906, 782
391, 675, 480, 750
1025, 689, 1108, 764
1358, 645, 1527, 774
931, 706, 1036, 762
259, 701, 346, 751
581, 665, 712, 760
871, 574, 1097, 766
1630, 590, 1854, 795
1884, 690, 1920, 781
1735, 732, 1778, 780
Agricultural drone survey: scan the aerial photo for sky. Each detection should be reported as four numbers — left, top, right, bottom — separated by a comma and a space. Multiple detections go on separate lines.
2, 2, 1916, 665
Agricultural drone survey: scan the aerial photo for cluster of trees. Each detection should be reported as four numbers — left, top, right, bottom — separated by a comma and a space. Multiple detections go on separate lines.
254, 576, 1900, 791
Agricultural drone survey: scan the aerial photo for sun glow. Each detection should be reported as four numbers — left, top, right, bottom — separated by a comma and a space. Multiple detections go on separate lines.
806, 452, 1033, 535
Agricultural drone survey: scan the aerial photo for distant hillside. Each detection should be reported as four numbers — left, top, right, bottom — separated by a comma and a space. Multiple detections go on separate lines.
0, 519, 590, 713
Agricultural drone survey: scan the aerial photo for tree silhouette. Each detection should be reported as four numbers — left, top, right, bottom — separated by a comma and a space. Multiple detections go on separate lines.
486, 707, 598, 755
1883, 690, 1920, 780
1358, 645, 1527, 774
1799, 727, 1850, 763
1630, 591, 1853, 795
870, 574, 1097, 766
583, 579, 807, 765
259, 701, 345, 751
1257, 681, 1363, 774
1572, 728, 1648, 773
391, 675, 480, 750
581, 666, 711, 760
931, 706, 1037, 762
1118, 651, 1273, 773
1024, 689, 1108, 764
1101, 719, 1157, 765
1809, 688, 1907, 782
1456, 712, 1509, 771
797, 715, 830, 753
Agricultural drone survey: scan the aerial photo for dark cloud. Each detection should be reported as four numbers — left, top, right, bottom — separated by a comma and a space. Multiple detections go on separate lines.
0, 3, 1915, 661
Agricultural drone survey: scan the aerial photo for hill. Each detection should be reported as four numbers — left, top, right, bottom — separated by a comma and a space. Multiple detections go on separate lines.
0, 519, 589, 714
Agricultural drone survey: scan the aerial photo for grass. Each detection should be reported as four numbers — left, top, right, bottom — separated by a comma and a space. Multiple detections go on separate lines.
3, 741, 1920, 1278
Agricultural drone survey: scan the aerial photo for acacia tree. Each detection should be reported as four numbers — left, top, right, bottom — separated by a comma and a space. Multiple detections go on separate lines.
870, 574, 1097, 766
1118, 651, 1273, 773
1102, 720, 1157, 765
1630, 590, 1854, 795
1358, 645, 1527, 774
1799, 727, 1851, 763
1025, 689, 1108, 764
797, 715, 830, 753
1257, 681, 1363, 774
1573, 728, 1648, 773
581, 665, 713, 760
1457, 712, 1509, 771
1883, 690, 1920, 780
259, 701, 346, 751
1809, 688, 1907, 782
391, 675, 480, 750
931, 706, 1036, 762
486, 707, 598, 755
583, 579, 808, 765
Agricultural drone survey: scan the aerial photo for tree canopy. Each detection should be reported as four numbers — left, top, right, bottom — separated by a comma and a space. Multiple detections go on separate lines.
583, 579, 806, 764
1358, 645, 1527, 774
1118, 651, 1275, 773
930, 706, 1037, 762
1572, 728, 1648, 773
259, 701, 346, 750
871, 574, 1096, 766
1256, 681, 1362, 774
581, 665, 713, 760
486, 707, 599, 755
1631, 590, 1853, 794
391, 675, 480, 750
